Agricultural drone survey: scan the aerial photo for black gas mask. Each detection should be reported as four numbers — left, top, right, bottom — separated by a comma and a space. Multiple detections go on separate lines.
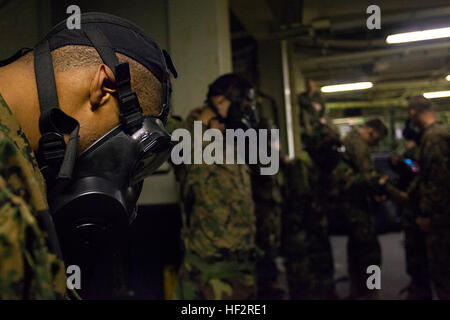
223, 88, 259, 130
30, 13, 178, 278
207, 74, 259, 130
402, 118, 423, 145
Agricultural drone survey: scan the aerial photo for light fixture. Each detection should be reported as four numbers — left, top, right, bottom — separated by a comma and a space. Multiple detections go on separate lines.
386, 27, 450, 44
423, 91, 450, 99
446, 75, 450, 81
321, 82, 373, 93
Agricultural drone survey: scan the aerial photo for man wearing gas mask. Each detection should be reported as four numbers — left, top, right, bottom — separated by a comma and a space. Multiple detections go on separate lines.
406, 96, 450, 300
390, 119, 431, 300
176, 73, 258, 300
0, 13, 176, 299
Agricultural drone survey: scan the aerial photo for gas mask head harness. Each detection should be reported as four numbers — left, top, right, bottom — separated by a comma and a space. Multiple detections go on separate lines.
28, 13, 177, 260
206, 73, 259, 130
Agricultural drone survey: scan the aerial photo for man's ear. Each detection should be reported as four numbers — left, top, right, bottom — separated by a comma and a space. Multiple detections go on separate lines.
89, 64, 116, 110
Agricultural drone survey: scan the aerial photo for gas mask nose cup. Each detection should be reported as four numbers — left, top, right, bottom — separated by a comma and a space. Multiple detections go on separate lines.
49, 116, 173, 269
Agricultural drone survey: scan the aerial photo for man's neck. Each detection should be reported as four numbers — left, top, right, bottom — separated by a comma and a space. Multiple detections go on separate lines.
0, 61, 41, 151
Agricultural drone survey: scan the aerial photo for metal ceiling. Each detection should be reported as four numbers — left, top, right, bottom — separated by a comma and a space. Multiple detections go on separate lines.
230, 0, 450, 109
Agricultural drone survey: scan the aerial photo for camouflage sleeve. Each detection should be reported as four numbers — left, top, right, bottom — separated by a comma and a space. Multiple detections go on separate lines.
345, 137, 379, 186
181, 163, 256, 257
181, 165, 228, 257
347, 136, 401, 199
418, 131, 450, 219
0, 176, 65, 299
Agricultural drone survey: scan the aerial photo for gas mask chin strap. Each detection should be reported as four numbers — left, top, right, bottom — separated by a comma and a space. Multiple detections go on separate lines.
34, 39, 80, 189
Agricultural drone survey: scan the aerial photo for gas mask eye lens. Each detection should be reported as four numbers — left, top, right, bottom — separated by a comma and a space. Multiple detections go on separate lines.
129, 116, 173, 184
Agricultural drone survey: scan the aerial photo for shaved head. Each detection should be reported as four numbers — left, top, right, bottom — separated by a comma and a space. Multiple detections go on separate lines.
22, 45, 162, 116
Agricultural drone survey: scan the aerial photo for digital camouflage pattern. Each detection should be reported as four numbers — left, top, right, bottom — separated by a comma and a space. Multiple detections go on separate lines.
176, 251, 256, 300
331, 128, 401, 298
175, 107, 257, 300
281, 154, 312, 299
393, 145, 432, 299
307, 125, 341, 300
335, 128, 401, 201
307, 175, 335, 299
415, 122, 450, 299
251, 166, 285, 299
247, 116, 285, 299
293, 90, 337, 299
416, 122, 450, 223
282, 151, 336, 300
0, 93, 66, 299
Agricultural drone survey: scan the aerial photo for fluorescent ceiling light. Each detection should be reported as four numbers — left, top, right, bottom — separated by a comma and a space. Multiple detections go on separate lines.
386, 27, 450, 44
446, 75, 450, 81
423, 91, 450, 99
321, 82, 373, 93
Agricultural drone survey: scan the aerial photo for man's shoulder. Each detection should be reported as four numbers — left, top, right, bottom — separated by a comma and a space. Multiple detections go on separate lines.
0, 95, 66, 300
424, 122, 450, 138
343, 129, 366, 151
421, 123, 450, 148
0, 93, 47, 211
0, 93, 39, 168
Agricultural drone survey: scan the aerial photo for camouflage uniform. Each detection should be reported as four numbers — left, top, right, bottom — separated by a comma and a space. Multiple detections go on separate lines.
415, 122, 450, 299
307, 174, 335, 299
395, 146, 432, 299
0, 94, 66, 299
295, 90, 337, 299
251, 168, 285, 299
175, 107, 257, 300
285, 88, 338, 300
283, 152, 336, 300
281, 153, 320, 299
332, 128, 401, 298
307, 124, 341, 300
298, 91, 326, 137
